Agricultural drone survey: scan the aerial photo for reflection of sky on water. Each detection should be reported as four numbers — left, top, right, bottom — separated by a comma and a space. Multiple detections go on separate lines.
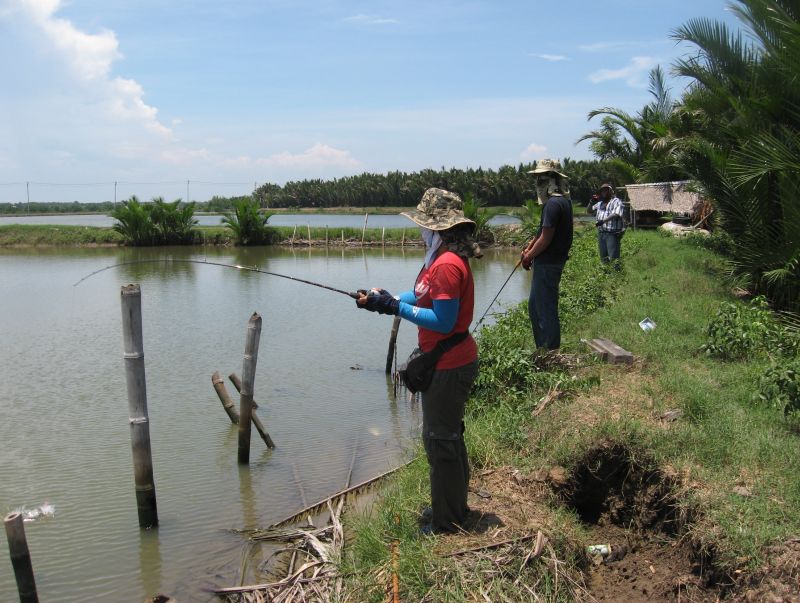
0, 245, 529, 602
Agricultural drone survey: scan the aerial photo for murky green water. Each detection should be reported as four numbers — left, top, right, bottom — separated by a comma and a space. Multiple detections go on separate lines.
0, 245, 529, 601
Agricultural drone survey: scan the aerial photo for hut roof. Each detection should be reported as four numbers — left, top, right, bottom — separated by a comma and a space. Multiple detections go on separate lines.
624, 181, 703, 214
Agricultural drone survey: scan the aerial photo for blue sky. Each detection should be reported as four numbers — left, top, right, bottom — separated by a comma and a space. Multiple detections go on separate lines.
0, 0, 739, 203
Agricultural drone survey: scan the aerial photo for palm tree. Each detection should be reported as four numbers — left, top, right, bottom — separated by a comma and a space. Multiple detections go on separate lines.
111, 196, 155, 245
223, 198, 273, 245
670, 0, 800, 309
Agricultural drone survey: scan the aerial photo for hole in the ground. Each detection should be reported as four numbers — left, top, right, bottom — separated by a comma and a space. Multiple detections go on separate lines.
559, 441, 681, 533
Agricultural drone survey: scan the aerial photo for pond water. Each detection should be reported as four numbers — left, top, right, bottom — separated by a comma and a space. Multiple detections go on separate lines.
0, 213, 521, 228
0, 245, 530, 602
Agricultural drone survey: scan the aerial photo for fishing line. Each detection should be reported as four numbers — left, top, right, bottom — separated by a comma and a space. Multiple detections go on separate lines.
73, 258, 361, 299
471, 233, 534, 334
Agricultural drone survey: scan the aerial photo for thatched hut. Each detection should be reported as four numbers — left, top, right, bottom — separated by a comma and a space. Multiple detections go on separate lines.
623, 181, 705, 227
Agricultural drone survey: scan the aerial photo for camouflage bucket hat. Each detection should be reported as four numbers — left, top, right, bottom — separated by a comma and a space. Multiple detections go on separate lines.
400, 188, 476, 232
527, 158, 567, 179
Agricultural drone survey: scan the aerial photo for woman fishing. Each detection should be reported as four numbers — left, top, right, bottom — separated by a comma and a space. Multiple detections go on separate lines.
356, 188, 482, 534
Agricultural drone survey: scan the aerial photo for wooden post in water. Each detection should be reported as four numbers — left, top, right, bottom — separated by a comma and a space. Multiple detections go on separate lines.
341, 230, 344, 246
307, 224, 312, 245
229, 373, 275, 449
212, 371, 239, 424
120, 284, 158, 529
401, 228, 405, 248
386, 316, 401, 374
325, 226, 328, 247
4, 512, 38, 603
381, 227, 385, 247
361, 213, 368, 246
238, 313, 263, 464
290, 225, 297, 245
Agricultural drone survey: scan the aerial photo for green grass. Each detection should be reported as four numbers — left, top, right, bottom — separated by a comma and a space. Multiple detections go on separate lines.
341, 228, 800, 599
0, 224, 124, 246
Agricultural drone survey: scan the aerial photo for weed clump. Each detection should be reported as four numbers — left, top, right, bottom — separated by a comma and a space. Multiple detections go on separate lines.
701, 296, 798, 360
755, 358, 800, 418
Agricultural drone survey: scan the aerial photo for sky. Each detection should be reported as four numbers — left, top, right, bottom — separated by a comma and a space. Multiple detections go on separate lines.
0, 0, 740, 203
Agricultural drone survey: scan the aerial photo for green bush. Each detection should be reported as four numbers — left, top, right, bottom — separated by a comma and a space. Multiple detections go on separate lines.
755, 359, 800, 417
222, 198, 273, 245
111, 195, 198, 245
701, 296, 797, 360
111, 196, 155, 245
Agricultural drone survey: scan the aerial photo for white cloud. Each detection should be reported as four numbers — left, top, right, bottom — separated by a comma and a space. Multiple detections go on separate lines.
256, 143, 362, 170
8, 0, 172, 139
520, 143, 547, 160
589, 56, 659, 87
531, 53, 568, 62
342, 14, 399, 25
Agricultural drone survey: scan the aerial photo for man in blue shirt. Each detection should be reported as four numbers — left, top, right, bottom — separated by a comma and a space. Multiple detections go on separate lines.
520, 159, 574, 350
590, 183, 625, 267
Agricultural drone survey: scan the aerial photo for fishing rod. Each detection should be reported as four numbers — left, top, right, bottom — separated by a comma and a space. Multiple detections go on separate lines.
73, 258, 361, 299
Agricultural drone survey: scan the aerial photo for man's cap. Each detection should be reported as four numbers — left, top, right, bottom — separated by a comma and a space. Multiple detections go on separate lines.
599, 183, 614, 191
400, 188, 476, 232
527, 158, 567, 179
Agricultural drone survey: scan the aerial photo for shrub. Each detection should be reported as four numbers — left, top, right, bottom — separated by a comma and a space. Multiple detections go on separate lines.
222, 199, 273, 245
111, 196, 155, 245
755, 359, 800, 417
148, 197, 197, 244
701, 296, 797, 360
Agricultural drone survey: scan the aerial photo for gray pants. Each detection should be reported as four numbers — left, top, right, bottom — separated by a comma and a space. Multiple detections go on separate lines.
421, 360, 479, 532
598, 231, 622, 264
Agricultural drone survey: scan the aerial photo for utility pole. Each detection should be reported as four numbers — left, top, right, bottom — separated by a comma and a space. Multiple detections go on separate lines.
26, 181, 30, 215
186, 179, 190, 204
114, 181, 117, 209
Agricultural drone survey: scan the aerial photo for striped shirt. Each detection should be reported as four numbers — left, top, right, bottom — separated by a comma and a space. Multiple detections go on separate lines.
591, 197, 625, 233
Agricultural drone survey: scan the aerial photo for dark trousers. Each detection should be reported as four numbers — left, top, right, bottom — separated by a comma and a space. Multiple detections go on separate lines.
598, 231, 622, 264
529, 262, 565, 350
422, 361, 478, 532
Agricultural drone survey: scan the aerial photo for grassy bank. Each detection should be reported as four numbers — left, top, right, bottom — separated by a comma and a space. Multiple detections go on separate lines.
338, 229, 800, 601
0, 224, 524, 247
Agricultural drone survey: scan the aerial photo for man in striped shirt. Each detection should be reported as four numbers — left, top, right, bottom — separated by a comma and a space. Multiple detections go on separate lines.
590, 183, 625, 267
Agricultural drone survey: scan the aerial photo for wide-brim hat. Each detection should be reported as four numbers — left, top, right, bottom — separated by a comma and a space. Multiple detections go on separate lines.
527, 158, 567, 179
400, 187, 476, 232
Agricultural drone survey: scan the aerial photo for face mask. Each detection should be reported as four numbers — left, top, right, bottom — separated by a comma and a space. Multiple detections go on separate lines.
421, 228, 442, 267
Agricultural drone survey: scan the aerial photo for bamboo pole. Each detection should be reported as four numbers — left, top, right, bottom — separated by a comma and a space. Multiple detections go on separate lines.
290, 225, 297, 245
306, 224, 311, 245
385, 316, 401, 374
229, 373, 275, 449
4, 512, 38, 603
381, 227, 385, 247
341, 229, 344, 245
238, 312, 263, 464
325, 225, 328, 247
361, 213, 368, 246
212, 371, 239, 424
401, 228, 405, 248
120, 284, 158, 529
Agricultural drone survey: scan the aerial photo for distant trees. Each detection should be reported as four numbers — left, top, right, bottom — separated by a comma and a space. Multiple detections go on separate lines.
251, 162, 614, 209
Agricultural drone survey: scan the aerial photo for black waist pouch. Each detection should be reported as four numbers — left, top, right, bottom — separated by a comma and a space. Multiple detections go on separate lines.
399, 332, 468, 393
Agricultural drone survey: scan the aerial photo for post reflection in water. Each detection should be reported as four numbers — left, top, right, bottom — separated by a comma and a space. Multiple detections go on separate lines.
138, 529, 163, 599
237, 464, 264, 584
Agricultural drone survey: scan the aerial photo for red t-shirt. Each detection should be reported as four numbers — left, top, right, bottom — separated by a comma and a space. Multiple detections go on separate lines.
414, 251, 478, 369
